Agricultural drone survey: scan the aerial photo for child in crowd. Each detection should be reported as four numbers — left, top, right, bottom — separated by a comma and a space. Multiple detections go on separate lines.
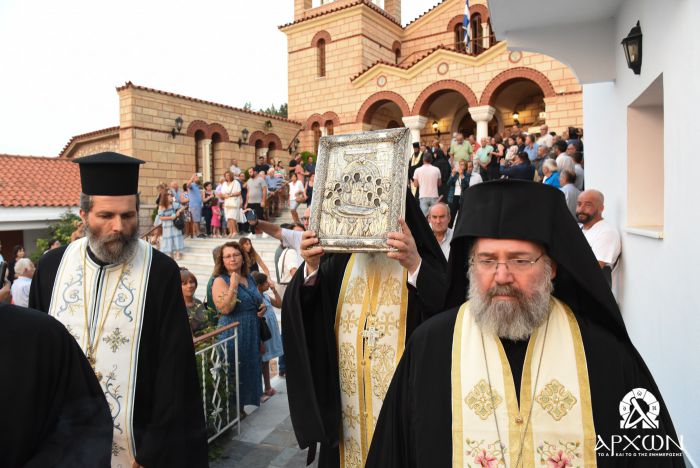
211, 201, 222, 238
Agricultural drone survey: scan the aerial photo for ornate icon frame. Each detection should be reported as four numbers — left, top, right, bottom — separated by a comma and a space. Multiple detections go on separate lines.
308, 128, 412, 252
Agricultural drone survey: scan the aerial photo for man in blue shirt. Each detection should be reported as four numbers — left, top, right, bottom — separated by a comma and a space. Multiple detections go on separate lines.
187, 174, 204, 238
523, 133, 539, 162
500, 152, 535, 180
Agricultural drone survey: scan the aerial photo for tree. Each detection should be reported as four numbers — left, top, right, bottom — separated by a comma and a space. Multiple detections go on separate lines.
243, 101, 252, 110
260, 103, 288, 118
31, 211, 82, 262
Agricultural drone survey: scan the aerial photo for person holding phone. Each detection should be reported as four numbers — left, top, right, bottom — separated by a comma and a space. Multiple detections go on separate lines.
245, 168, 267, 235
211, 242, 264, 416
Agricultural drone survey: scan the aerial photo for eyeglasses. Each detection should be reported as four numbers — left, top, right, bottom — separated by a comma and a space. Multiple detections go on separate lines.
223, 253, 242, 260
470, 253, 545, 273
301, 217, 309, 221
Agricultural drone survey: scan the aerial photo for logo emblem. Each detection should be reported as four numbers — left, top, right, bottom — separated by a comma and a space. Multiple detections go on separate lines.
619, 388, 660, 429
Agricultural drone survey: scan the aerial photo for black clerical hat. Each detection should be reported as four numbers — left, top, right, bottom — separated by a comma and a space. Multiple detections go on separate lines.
445, 179, 624, 338
73, 152, 145, 196
412, 142, 420, 148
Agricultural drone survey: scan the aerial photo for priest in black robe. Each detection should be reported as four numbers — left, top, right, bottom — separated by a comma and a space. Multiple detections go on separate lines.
0, 303, 112, 467
367, 180, 684, 467
29, 152, 208, 467
282, 190, 448, 467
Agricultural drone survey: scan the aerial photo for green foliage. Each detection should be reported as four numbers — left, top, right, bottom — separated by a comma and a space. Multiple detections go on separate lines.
300, 151, 315, 164
260, 103, 288, 118
32, 211, 81, 262
243, 101, 252, 110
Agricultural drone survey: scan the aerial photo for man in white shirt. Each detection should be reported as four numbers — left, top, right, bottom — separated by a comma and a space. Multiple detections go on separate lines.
10, 258, 34, 307
413, 153, 442, 216
576, 189, 621, 286
537, 124, 553, 148
554, 140, 575, 174
229, 159, 242, 177
559, 170, 581, 218
277, 224, 304, 298
427, 203, 453, 260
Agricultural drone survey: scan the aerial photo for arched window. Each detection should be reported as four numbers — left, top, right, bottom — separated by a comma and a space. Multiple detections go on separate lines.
394, 47, 401, 65
454, 23, 466, 53
324, 120, 334, 136
194, 130, 205, 175
211, 133, 221, 181
311, 122, 321, 154
470, 13, 484, 54
317, 39, 326, 77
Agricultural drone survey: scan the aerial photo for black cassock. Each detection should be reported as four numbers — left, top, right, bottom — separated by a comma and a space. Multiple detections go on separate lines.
367, 180, 684, 468
0, 303, 112, 467
29, 246, 209, 468
282, 191, 448, 467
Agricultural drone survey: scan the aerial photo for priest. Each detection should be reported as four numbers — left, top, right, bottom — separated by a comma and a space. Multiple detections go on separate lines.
0, 303, 112, 467
29, 152, 208, 467
367, 180, 684, 467
282, 190, 448, 467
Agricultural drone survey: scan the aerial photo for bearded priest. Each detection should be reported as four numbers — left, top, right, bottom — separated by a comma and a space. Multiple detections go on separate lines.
29, 152, 208, 467
366, 180, 684, 467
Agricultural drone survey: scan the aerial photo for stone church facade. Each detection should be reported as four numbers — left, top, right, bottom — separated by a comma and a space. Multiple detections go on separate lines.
282, 0, 582, 151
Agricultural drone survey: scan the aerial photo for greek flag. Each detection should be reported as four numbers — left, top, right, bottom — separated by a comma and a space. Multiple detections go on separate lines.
463, 0, 471, 51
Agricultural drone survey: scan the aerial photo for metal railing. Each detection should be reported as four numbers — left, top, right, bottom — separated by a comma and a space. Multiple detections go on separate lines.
194, 322, 241, 443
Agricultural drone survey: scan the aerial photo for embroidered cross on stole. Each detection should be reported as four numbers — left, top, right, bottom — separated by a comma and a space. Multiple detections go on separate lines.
47, 237, 152, 466
335, 253, 408, 468
451, 298, 597, 467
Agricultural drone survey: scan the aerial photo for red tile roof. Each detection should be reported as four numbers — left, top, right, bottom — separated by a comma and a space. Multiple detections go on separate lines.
278, 0, 401, 30
59, 126, 119, 158
350, 44, 463, 81
0, 155, 80, 207
116, 82, 303, 126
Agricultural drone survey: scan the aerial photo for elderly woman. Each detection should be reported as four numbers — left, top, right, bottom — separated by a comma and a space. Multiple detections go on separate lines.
542, 159, 561, 188
212, 241, 264, 415
180, 268, 214, 336
220, 171, 242, 238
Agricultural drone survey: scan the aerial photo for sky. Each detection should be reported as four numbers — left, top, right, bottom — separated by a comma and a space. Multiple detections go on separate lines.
0, 0, 431, 156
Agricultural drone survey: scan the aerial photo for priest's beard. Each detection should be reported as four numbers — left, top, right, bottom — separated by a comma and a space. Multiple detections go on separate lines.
468, 263, 554, 341
86, 221, 140, 265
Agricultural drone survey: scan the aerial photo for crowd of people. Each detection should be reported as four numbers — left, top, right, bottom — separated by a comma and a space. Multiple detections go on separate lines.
410, 125, 586, 225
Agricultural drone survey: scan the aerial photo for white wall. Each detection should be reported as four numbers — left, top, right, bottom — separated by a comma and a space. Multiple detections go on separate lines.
22, 229, 50, 257
583, 0, 700, 463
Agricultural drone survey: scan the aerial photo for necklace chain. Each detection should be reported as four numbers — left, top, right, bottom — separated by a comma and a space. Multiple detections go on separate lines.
82, 245, 127, 381
481, 310, 551, 468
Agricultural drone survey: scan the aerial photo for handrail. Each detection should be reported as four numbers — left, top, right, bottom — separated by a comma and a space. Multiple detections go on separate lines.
140, 224, 161, 240
193, 322, 239, 345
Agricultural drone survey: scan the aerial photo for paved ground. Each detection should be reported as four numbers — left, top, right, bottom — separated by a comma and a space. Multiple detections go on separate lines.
210, 378, 319, 468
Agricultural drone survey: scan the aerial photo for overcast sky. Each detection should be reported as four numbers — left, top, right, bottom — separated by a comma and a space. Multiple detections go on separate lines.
0, 0, 432, 156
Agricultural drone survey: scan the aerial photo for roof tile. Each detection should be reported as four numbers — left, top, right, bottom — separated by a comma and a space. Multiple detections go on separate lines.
0, 155, 81, 207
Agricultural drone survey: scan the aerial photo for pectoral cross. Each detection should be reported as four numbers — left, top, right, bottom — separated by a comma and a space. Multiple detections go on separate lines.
361, 325, 383, 349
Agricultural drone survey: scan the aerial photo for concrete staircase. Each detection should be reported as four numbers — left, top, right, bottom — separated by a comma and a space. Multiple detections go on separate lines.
176, 210, 296, 300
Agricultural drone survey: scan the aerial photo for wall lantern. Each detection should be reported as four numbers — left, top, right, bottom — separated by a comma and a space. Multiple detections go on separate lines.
432, 120, 441, 137
238, 128, 250, 147
512, 111, 520, 122
288, 137, 300, 154
621, 21, 643, 75
170, 116, 184, 138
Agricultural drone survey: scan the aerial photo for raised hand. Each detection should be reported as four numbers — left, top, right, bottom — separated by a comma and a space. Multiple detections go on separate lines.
386, 218, 421, 274
301, 230, 324, 274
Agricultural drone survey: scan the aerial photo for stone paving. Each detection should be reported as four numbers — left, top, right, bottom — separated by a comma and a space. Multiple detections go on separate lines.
210, 379, 318, 468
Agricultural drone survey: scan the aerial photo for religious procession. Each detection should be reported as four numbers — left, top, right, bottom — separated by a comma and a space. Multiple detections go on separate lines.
0, 0, 697, 467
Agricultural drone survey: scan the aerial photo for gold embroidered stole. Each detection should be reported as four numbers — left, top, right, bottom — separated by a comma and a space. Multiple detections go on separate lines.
451, 298, 597, 467
335, 253, 408, 468
48, 237, 152, 465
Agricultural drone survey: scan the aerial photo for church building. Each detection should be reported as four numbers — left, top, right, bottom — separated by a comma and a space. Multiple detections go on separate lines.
281, 0, 583, 151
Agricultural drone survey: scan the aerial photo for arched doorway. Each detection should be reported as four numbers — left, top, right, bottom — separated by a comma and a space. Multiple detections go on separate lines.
489, 79, 546, 133
356, 91, 410, 131
211, 132, 221, 182
412, 80, 479, 144
311, 122, 321, 155
194, 130, 205, 176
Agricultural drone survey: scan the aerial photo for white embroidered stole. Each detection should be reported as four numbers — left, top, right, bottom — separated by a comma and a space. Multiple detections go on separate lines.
48, 237, 152, 465
451, 298, 597, 467
335, 253, 408, 468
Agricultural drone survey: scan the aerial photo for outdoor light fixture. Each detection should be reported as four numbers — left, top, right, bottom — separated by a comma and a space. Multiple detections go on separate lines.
621, 21, 643, 75
170, 116, 184, 138
512, 111, 520, 121
237, 128, 250, 147
432, 120, 441, 137
288, 137, 300, 154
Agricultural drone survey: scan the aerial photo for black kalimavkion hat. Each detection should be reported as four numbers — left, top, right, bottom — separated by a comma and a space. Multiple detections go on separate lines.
73, 152, 145, 196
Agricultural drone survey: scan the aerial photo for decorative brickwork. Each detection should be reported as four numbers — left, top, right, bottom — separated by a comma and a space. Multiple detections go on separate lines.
479, 67, 556, 105
412, 79, 479, 115
311, 30, 332, 47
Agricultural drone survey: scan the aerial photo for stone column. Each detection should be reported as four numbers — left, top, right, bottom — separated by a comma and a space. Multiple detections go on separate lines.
468, 106, 496, 142
320, 126, 328, 137
401, 115, 429, 144
200, 139, 212, 182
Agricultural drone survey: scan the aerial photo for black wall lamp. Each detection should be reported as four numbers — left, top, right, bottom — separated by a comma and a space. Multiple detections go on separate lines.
288, 137, 300, 154
170, 116, 183, 138
432, 120, 441, 137
622, 21, 643, 75
237, 128, 250, 147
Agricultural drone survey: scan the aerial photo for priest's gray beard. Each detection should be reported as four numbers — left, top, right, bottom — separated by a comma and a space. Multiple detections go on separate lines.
86, 222, 140, 265
468, 263, 554, 341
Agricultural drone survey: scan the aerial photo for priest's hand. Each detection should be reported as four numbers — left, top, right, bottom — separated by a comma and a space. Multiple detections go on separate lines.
131, 460, 143, 468
301, 230, 324, 275
386, 218, 421, 275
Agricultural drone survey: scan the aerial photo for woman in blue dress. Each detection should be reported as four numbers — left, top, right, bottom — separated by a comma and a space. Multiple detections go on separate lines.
211, 241, 264, 416
251, 272, 284, 399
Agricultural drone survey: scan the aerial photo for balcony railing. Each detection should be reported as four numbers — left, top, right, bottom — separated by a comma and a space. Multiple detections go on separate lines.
194, 322, 240, 443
